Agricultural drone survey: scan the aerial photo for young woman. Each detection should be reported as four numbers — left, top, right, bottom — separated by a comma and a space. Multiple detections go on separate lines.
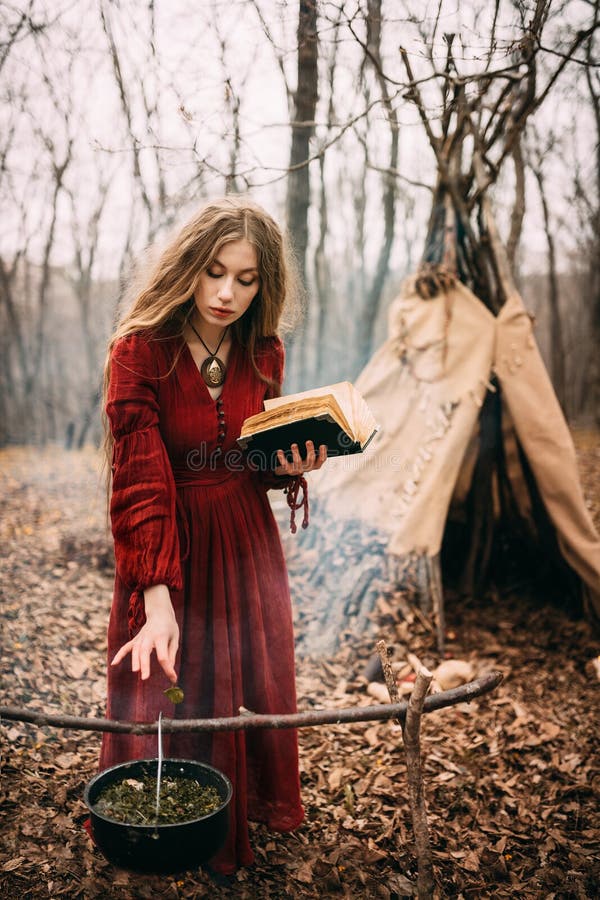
99, 196, 327, 873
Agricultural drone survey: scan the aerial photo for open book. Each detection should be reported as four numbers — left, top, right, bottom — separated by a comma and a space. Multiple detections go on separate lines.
237, 381, 378, 464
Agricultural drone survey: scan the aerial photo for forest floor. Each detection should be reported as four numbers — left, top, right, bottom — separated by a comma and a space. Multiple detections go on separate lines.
0, 431, 599, 899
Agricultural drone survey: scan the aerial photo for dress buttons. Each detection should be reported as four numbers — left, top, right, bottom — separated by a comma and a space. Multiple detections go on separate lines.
215, 398, 225, 444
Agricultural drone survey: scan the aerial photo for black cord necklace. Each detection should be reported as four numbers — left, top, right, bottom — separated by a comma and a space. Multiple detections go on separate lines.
189, 319, 229, 387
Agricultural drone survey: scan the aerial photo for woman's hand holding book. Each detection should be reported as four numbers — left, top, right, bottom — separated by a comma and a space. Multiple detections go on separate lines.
274, 440, 327, 476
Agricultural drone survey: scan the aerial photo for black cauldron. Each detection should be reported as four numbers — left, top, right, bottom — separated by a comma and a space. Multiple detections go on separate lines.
84, 758, 232, 874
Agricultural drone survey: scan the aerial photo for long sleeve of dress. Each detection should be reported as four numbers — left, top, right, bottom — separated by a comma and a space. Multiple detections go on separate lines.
107, 333, 183, 637
255, 337, 291, 492
255, 337, 309, 531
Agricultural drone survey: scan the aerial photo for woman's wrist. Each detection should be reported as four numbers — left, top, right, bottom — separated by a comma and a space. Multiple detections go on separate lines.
143, 584, 174, 617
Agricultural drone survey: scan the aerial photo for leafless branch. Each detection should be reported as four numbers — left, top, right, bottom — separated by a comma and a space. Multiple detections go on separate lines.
99, 0, 154, 222
537, 41, 600, 65
0, 671, 503, 734
249, 0, 293, 115
366, 161, 433, 192
403, 664, 435, 899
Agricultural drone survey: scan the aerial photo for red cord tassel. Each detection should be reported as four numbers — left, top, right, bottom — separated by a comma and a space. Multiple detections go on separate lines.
285, 476, 309, 534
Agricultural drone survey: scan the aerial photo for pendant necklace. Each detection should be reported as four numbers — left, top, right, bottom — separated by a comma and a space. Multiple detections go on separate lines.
189, 320, 229, 387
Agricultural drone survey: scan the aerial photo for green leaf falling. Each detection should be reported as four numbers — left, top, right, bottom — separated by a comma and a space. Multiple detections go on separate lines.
163, 684, 185, 704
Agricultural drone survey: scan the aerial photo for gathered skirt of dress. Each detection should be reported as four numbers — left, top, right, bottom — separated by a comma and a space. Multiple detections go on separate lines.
100, 469, 304, 873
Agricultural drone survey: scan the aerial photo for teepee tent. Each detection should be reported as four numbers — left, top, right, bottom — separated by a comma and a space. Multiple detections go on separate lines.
295, 22, 600, 655
298, 265, 600, 655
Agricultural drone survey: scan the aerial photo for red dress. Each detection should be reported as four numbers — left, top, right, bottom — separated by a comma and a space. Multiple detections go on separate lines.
99, 330, 304, 873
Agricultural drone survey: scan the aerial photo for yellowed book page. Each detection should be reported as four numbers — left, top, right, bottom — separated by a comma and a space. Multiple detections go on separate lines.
265, 381, 355, 429
239, 394, 352, 439
265, 381, 378, 446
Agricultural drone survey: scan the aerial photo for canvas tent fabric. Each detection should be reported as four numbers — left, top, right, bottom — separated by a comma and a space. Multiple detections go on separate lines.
495, 292, 600, 606
307, 279, 600, 624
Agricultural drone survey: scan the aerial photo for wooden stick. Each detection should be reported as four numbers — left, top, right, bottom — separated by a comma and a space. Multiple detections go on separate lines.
376, 639, 400, 706
377, 640, 435, 896
472, 150, 517, 301
0, 671, 502, 735
426, 555, 446, 658
407, 651, 425, 674
403, 664, 435, 899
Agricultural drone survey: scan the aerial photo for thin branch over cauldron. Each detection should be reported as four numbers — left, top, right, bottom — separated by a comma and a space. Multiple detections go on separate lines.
0, 671, 502, 735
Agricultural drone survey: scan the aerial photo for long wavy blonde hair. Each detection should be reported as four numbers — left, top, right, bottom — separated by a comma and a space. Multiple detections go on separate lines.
101, 195, 301, 479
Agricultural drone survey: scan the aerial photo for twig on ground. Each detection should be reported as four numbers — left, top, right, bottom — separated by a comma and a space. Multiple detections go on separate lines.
377, 638, 435, 899
404, 663, 435, 899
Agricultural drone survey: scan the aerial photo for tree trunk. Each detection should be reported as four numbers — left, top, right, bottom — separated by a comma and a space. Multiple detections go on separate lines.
313, 151, 329, 379
585, 31, 600, 423
313, 7, 342, 383
533, 163, 567, 411
356, 0, 398, 368
507, 137, 525, 278
285, 0, 318, 390
286, 0, 318, 283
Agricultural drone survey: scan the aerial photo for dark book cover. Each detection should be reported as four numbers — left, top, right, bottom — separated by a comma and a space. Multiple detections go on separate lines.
237, 413, 367, 469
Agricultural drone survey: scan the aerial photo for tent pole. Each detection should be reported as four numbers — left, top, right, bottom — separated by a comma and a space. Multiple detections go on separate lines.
472, 151, 518, 300
427, 555, 446, 657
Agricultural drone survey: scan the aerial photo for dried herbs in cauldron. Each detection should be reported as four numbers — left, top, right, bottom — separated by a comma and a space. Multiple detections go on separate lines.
95, 774, 222, 825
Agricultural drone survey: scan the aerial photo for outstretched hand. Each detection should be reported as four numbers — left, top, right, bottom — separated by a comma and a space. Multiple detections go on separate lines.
111, 585, 179, 683
274, 440, 327, 476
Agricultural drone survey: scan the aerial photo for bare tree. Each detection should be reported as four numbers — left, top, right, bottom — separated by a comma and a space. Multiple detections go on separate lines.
581, 7, 600, 420
286, 0, 319, 285
0, 44, 74, 444
65, 169, 112, 446
527, 129, 567, 409
352, 0, 400, 368
282, 1, 319, 389
507, 137, 526, 275
312, 8, 339, 380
